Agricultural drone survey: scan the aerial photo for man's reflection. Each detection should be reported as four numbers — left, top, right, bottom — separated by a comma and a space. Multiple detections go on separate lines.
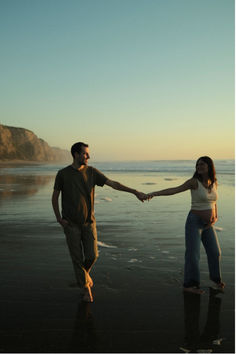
182, 288, 222, 352
70, 301, 97, 353
0, 174, 53, 199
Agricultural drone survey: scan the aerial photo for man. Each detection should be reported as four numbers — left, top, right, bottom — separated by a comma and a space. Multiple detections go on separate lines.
52, 142, 147, 302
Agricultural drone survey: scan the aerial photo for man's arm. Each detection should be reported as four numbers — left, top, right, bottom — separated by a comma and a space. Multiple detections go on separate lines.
104, 179, 147, 202
51, 189, 68, 227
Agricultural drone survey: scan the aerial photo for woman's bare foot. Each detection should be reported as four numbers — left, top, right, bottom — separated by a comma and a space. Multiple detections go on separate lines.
211, 281, 225, 292
216, 281, 225, 289
82, 286, 93, 303
183, 286, 205, 294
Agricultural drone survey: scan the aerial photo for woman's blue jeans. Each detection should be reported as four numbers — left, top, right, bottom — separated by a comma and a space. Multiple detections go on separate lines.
184, 211, 222, 288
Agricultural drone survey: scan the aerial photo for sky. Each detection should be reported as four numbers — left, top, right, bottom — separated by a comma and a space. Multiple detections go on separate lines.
0, 0, 234, 161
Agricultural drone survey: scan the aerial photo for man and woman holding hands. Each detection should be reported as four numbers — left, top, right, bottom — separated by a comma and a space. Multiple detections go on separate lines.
52, 142, 224, 302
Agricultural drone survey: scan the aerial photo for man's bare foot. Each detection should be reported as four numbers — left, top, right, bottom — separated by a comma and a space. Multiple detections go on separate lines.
82, 286, 93, 303
87, 273, 93, 288
183, 286, 205, 294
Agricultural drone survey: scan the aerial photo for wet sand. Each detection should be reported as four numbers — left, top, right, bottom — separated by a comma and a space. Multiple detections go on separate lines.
0, 221, 234, 353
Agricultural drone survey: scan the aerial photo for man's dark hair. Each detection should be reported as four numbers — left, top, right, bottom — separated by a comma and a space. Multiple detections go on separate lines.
71, 142, 89, 158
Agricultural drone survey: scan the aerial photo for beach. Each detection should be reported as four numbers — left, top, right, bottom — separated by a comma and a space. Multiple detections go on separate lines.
0, 161, 234, 353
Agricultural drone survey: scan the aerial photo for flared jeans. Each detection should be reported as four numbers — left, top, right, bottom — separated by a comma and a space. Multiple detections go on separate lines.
184, 211, 222, 288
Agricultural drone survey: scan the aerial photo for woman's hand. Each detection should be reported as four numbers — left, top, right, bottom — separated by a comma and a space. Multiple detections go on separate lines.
210, 215, 218, 225
205, 215, 218, 229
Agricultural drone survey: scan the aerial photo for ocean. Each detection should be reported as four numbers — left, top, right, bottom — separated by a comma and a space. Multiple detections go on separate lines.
0, 159, 234, 233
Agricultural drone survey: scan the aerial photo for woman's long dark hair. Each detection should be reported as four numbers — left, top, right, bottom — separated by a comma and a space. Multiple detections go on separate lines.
193, 156, 217, 189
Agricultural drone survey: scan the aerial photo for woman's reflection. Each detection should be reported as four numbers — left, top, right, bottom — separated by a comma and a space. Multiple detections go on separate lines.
182, 288, 222, 352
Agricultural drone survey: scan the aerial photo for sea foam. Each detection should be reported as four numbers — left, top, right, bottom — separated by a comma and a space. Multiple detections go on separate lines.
215, 226, 223, 231
97, 241, 117, 248
101, 197, 112, 202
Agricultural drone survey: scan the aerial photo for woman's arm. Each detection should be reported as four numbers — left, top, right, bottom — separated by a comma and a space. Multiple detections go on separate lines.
215, 204, 218, 219
148, 178, 197, 198
204, 204, 218, 229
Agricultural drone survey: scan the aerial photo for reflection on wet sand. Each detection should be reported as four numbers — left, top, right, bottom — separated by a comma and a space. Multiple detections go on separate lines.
181, 289, 222, 353
70, 301, 98, 353
0, 175, 53, 198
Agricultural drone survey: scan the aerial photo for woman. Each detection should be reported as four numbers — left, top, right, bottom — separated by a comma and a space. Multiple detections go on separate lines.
148, 156, 225, 294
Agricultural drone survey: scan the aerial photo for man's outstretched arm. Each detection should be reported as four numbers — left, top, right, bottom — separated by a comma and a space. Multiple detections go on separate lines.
105, 179, 147, 202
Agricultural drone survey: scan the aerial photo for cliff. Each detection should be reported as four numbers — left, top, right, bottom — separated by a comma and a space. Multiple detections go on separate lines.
0, 124, 70, 162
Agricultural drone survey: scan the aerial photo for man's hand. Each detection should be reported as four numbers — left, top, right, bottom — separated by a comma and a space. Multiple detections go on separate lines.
57, 218, 69, 228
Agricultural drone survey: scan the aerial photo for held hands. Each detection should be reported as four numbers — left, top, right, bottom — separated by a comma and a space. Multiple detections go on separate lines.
135, 191, 153, 202
147, 192, 155, 199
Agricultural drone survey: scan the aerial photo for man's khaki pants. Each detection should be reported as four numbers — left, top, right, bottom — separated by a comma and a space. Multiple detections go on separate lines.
63, 222, 98, 288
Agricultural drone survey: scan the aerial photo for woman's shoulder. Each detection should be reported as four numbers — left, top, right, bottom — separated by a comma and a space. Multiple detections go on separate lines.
188, 177, 198, 190
212, 181, 218, 189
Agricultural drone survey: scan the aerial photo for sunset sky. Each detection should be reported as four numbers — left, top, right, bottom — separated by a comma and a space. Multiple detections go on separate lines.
0, 0, 234, 161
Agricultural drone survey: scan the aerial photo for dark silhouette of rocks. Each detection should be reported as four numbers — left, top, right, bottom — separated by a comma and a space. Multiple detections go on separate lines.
0, 124, 70, 162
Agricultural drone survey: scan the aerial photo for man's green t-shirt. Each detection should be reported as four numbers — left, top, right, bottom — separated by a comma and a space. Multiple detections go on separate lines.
54, 165, 107, 225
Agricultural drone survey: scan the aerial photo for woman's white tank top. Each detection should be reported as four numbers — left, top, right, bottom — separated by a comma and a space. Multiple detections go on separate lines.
191, 179, 217, 210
